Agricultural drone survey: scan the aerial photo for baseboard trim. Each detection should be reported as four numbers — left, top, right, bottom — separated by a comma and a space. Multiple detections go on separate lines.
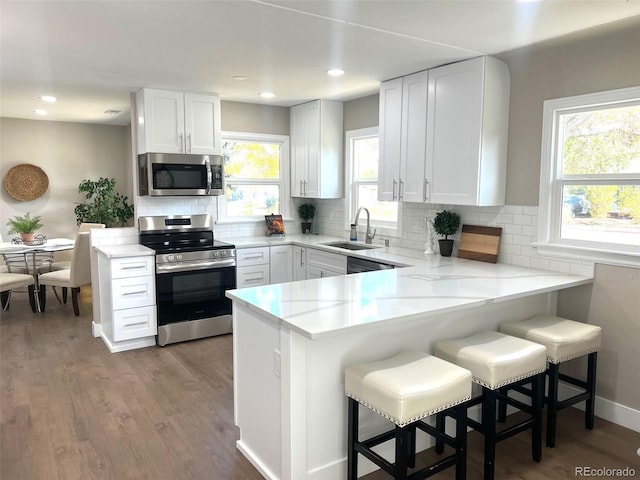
92, 321, 101, 337
236, 440, 279, 480
558, 383, 640, 433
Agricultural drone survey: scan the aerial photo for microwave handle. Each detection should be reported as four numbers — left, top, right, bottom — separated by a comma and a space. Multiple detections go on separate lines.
205, 157, 212, 195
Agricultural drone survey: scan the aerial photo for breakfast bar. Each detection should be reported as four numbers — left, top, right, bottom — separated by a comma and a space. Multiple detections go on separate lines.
226, 258, 592, 480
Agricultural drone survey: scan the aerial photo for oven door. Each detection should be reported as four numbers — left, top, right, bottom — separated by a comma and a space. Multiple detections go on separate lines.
155, 264, 236, 326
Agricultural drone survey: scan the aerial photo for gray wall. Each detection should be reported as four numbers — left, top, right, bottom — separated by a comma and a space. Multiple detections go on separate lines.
0, 118, 132, 241
221, 101, 289, 135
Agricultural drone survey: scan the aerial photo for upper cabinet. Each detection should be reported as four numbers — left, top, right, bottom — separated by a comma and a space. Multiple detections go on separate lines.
378, 56, 510, 206
136, 88, 222, 155
378, 70, 429, 202
290, 99, 343, 198
425, 56, 510, 206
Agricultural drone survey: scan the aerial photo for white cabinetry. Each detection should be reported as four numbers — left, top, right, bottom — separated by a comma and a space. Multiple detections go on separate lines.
270, 245, 292, 284
378, 70, 429, 202
96, 247, 157, 353
136, 88, 221, 155
305, 248, 346, 279
236, 247, 270, 288
290, 100, 343, 198
425, 56, 510, 206
292, 246, 307, 281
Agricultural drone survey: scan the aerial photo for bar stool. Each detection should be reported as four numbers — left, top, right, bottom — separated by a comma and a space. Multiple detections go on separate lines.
500, 315, 602, 447
345, 350, 472, 480
435, 331, 547, 480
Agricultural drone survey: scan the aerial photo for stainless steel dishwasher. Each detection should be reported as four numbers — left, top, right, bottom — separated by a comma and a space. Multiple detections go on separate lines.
346, 256, 395, 274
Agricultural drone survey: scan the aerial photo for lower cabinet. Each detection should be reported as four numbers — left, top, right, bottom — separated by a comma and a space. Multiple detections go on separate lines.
270, 245, 293, 284
305, 248, 346, 278
236, 246, 270, 288
96, 247, 157, 353
292, 246, 307, 281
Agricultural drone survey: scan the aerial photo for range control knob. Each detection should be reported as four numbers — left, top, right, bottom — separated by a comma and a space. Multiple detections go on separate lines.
166, 254, 173, 262
176, 254, 183, 261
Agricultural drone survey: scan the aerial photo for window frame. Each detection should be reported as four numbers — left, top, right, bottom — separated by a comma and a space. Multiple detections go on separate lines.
344, 127, 402, 237
536, 86, 640, 268
217, 131, 290, 223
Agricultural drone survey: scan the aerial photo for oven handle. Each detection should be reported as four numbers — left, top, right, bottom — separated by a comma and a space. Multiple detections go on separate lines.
156, 258, 236, 274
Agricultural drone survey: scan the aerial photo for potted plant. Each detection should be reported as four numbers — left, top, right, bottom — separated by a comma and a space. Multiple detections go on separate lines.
433, 210, 461, 257
74, 177, 134, 227
297, 203, 316, 234
6, 212, 44, 243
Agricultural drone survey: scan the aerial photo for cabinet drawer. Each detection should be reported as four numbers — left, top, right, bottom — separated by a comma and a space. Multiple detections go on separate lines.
236, 264, 270, 288
306, 248, 346, 275
236, 247, 270, 266
112, 276, 155, 309
113, 305, 157, 342
110, 256, 154, 279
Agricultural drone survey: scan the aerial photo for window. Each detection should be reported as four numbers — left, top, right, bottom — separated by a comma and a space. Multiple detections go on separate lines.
219, 132, 289, 221
346, 127, 400, 235
537, 86, 640, 266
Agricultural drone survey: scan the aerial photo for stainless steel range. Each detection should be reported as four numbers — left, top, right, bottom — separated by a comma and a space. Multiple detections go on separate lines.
139, 214, 236, 346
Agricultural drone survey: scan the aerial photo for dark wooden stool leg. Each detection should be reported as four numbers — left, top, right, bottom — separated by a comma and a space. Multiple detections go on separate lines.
347, 398, 358, 480
546, 362, 560, 448
394, 425, 409, 480
435, 412, 445, 454
408, 424, 416, 469
531, 373, 543, 462
482, 387, 497, 480
72, 287, 80, 316
586, 353, 597, 430
455, 403, 467, 480
1, 291, 10, 311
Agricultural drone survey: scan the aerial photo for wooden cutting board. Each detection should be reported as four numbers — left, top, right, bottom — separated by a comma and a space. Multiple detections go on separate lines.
457, 224, 502, 263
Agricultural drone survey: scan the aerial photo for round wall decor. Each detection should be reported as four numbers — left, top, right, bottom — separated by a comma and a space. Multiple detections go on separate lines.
3, 164, 50, 202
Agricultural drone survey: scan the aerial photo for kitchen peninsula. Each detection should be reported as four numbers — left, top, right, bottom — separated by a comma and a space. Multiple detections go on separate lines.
226, 255, 592, 480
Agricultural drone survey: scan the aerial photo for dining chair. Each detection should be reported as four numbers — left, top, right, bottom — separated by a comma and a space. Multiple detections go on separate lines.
38, 231, 91, 316
48, 223, 105, 273
0, 272, 36, 312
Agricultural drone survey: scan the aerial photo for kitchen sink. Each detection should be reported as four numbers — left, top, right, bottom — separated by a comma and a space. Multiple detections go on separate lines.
322, 241, 380, 251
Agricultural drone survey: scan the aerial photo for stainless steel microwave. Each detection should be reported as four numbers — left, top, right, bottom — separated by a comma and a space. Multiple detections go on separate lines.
138, 153, 224, 196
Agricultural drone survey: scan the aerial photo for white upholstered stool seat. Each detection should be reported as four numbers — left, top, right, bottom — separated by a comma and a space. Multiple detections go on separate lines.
435, 331, 548, 480
500, 315, 601, 448
345, 349, 472, 427
345, 350, 472, 480
435, 330, 548, 389
500, 314, 601, 364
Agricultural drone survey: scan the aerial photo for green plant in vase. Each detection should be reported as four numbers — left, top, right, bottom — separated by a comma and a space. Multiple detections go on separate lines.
298, 203, 316, 234
433, 210, 461, 257
6, 212, 44, 243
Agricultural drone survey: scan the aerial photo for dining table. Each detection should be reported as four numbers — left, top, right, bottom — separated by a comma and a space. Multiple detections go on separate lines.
0, 237, 75, 312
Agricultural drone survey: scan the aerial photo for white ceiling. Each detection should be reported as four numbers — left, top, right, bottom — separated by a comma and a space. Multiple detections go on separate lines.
2, 0, 640, 126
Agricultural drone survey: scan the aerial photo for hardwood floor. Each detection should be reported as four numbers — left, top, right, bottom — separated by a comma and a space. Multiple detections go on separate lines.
2, 290, 639, 480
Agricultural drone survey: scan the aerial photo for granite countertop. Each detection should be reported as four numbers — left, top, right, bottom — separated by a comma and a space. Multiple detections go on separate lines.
225, 238, 593, 340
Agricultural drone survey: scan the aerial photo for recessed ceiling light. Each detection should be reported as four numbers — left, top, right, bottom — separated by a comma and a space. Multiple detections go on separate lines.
233, 75, 249, 81
259, 92, 275, 99
39, 95, 57, 103
327, 69, 344, 77
33, 109, 47, 116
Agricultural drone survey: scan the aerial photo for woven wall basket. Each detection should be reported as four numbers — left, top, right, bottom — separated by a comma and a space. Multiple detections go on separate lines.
3, 164, 49, 202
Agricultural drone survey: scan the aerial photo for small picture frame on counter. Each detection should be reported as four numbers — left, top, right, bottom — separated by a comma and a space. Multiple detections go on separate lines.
265, 214, 286, 237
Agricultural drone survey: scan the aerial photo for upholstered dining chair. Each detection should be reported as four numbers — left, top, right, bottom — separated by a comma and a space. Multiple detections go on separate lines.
49, 223, 105, 272
38, 231, 91, 316
0, 272, 36, 312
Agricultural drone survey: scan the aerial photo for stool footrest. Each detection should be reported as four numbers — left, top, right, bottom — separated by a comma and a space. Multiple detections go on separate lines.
558, 372, 588, 390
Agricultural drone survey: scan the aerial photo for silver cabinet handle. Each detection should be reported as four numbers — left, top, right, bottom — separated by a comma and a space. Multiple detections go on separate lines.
123, 290, 147, 296
179, 133, 184, 152
424, 179, 430, 202
124, 321, 148, 328
399, 180, 405, 200
120, 264, 147, 270
242, 254, 264, 260
187, 134, 192, 153
392, 179, 397, 200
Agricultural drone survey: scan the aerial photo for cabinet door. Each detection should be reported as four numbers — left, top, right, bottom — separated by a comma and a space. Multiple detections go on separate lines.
306, 248, 346, 275
113, 306, 157, 342
141, 89, 185, 154
399, 70, 428, 203
378, 78, 403, 201
270, 245, 292, 284
426, 58, 483, 205
292, 246, 306, 281
236, 247, 270, 267
303, 101, 320, 198
290, 104, 308, 197
184, 93, 221, 155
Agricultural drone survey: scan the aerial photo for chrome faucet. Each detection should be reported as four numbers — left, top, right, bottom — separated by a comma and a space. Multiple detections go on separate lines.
354, 207, 376, 244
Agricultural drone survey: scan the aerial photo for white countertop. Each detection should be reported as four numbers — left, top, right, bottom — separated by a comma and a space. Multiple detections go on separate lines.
95, 244, 155, 258
225, 239, 593, 339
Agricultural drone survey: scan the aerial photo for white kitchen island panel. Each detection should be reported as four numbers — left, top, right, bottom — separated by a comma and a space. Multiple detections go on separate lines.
228, 260, 592, 480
